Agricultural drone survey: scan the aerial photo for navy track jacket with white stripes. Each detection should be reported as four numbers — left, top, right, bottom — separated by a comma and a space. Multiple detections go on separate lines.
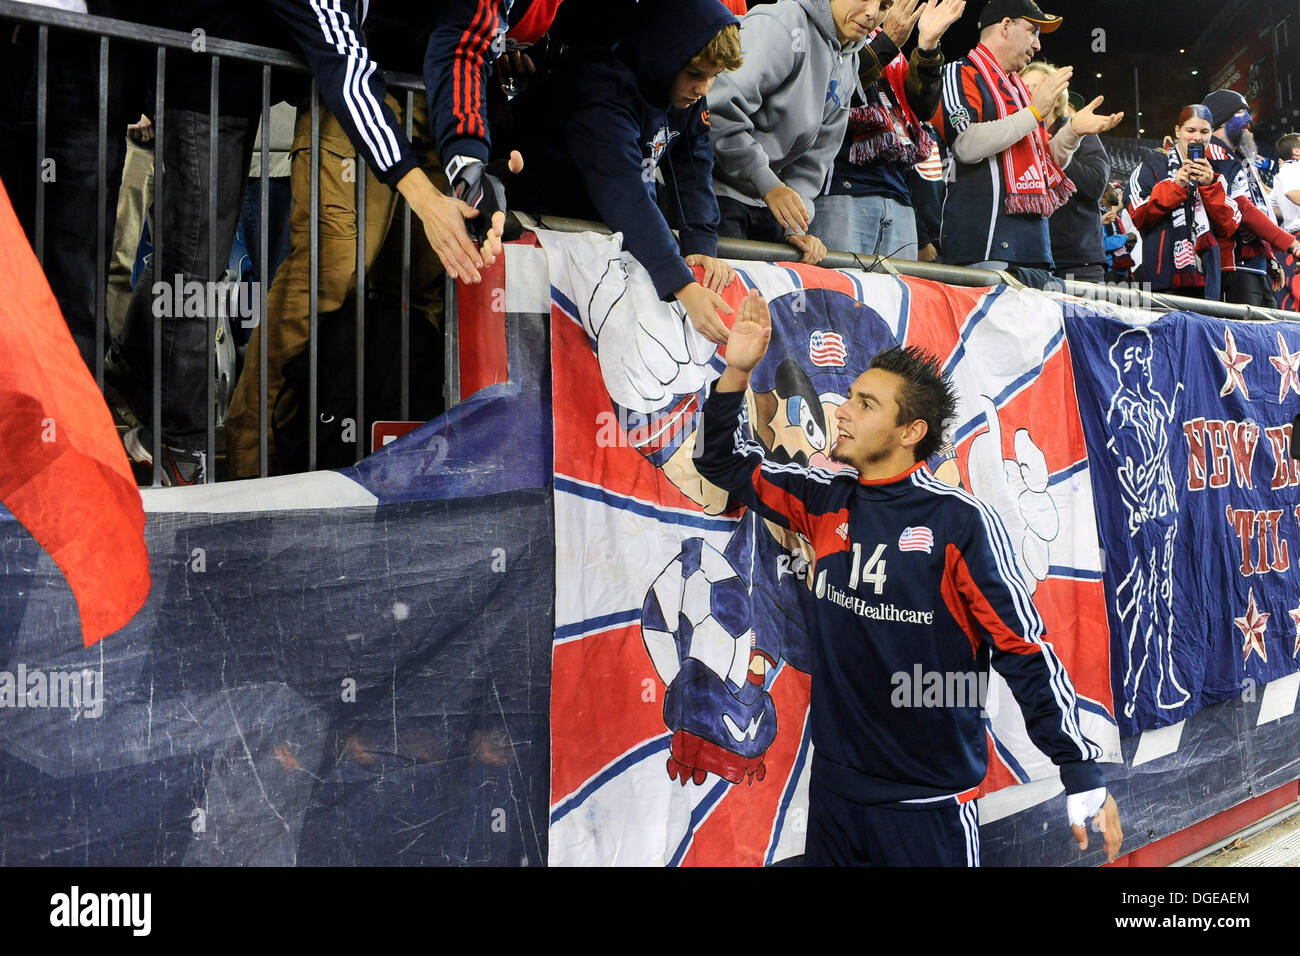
273, 0, 419, 187
696, 384, 1104, 804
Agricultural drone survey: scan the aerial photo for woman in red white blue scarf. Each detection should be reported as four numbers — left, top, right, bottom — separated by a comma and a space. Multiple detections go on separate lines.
1127, 104, 1241, 301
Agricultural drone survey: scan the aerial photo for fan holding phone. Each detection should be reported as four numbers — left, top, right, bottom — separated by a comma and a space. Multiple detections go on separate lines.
1126, 104, 1241, 300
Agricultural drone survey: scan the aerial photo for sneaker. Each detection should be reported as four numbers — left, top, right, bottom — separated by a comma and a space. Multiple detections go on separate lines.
123, 426, 207, 486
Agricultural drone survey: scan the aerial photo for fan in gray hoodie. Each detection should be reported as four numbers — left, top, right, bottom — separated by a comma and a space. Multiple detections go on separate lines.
707, 0, 870, 264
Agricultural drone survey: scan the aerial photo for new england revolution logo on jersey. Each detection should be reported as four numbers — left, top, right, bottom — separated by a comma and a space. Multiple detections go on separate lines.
898, 526, 934, 553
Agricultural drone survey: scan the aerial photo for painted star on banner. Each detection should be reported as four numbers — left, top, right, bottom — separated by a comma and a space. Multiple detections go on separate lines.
1290, 602, 1300, 658
1269, 332, 1300, 403
1235, 588, 1269, 664
1214, 328, 1252, 400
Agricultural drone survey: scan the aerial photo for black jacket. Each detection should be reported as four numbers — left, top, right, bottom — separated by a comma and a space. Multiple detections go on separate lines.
1047, 116, 1110, 270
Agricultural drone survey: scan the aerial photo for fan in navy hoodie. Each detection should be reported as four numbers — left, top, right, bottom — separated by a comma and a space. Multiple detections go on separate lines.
507, 0, 742, 343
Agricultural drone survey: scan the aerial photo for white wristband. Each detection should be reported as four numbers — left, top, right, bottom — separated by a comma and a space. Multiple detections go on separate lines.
1067, 786, 1107, 829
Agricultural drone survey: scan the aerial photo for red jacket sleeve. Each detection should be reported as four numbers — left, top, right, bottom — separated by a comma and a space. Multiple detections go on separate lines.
1128, 179, 1187, 231
1236, 196, 1295, 251
1198, 176, 1242, 237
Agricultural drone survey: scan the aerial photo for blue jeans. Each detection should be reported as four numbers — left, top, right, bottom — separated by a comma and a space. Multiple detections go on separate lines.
114, 108, 254, 450
814, 194, 918, 260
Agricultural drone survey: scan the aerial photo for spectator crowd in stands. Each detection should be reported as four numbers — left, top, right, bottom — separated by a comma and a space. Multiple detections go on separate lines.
5, 0, 1300, 485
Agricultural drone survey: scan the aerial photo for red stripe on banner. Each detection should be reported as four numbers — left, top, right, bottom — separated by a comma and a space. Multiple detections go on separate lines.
550, 624, 671, 807
0, 179, 149, 646
978, 728, 1023, 795
898, 278, 987, 359
679, 665, 812, 866
1024, 577, 1112, 711
457, 256, 509, 398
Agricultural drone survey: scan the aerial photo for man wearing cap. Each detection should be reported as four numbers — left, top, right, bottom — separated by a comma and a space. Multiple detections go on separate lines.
935, 0, 1122, 271
1201, 88, 1300, 306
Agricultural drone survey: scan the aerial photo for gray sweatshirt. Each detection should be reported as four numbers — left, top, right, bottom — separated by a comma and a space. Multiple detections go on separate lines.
708, 0, 866, 228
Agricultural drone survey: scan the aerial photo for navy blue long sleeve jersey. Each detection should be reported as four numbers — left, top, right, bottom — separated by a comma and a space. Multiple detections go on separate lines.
696, 384, 1103, 804
270, 0, 420, 187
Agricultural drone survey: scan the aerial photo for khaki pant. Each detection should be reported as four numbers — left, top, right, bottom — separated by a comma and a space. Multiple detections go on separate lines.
225, 94, 445, 478
107, 136, 154, 337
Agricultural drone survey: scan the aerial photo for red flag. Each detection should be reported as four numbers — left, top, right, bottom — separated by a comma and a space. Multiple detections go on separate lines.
0, 178, 149, 646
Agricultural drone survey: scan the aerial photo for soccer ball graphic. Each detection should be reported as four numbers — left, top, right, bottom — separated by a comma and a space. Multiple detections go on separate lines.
641, 537, 753, 689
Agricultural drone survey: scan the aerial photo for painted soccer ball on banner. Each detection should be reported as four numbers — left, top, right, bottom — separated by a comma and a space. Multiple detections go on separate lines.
641, 537, 753, 690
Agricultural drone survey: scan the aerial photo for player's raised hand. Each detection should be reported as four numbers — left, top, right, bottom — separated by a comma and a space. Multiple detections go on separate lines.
724, 290, 772, 375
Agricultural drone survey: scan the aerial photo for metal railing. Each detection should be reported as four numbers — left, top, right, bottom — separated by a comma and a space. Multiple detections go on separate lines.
6, 1, 1299, 490
522, 213, 1300, 324
1, 0, 427, 483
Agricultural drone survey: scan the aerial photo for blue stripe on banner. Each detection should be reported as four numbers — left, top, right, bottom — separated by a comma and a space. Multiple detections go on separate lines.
766, 686, 812, 866
550, 735, 671, 825
895, 275, 910, 345
988, 326, 1065, 409
554, 608, 641, 642
550, 285, 580, 321
1078, 698, 1118, 724
942, 287, 1006, 378
550, 286, 597, 348
781, 266, 804, 287
667, 778, 730, 867
1047, 566, 1104, 581
554, 476, 739, 534
952, 323, 1065, 447
984, 716, 1029, 782
1048, 458, 1089, 487
734, 267, 757, 291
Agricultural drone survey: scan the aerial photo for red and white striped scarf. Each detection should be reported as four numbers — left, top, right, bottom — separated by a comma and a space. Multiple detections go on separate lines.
967, 44, 1075, 217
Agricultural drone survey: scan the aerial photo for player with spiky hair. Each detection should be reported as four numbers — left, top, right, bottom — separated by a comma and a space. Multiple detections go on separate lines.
694, 291, 1123, 865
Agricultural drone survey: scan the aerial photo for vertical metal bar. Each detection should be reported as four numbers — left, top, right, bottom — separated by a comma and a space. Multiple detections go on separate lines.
206, 56, 219, 483
1133, 65, 1140, 139
355, 155, 366, 464
445, 273, 459, 409
152, 45, 166, 487
400, 89, 412, 420
34, 25, 47, 266
95, 36, 108, 390
308, 81, 320, 472
258, 66, 271, 478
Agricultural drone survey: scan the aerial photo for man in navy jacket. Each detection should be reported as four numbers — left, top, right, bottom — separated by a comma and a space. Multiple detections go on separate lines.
507, 0, 743, 344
